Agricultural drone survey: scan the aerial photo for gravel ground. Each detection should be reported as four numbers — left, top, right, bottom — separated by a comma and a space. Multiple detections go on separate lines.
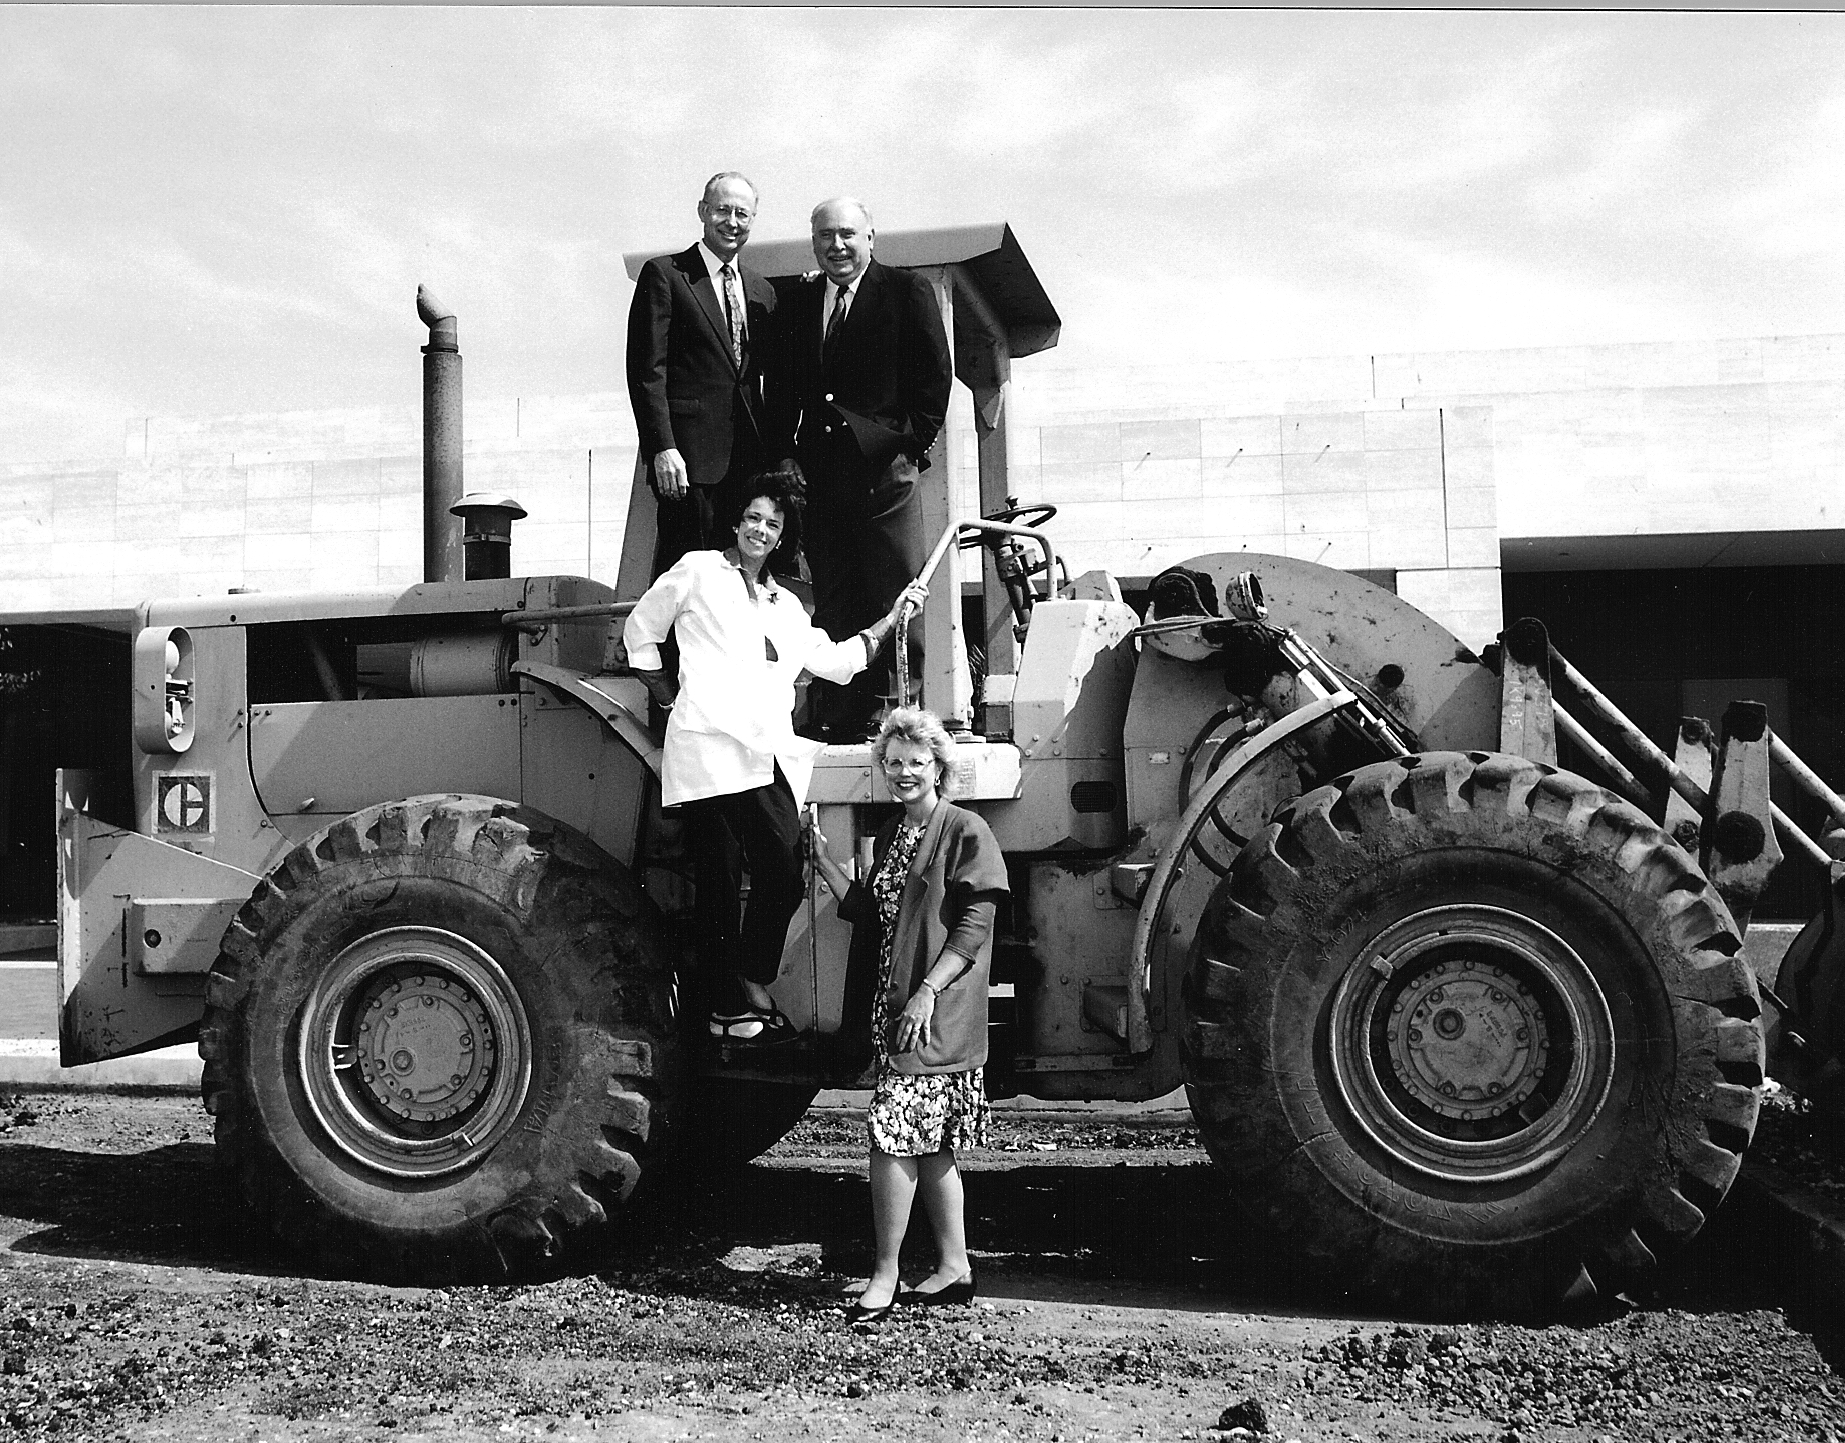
0, 1089, 1842, 1443
1749, 1087, 1845, 1207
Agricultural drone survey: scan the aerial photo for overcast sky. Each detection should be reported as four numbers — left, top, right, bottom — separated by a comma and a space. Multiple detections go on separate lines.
3, 6, 1842, 464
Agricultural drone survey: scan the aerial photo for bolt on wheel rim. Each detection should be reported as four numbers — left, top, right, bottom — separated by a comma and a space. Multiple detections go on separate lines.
1327, 904, 1615, 1184
297, 927, 532, 1179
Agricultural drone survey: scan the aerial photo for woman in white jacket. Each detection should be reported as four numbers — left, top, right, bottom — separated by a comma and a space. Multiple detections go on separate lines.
624, 469, 926, 1043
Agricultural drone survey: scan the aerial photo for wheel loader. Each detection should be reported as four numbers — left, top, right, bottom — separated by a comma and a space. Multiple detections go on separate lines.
10, 247, 1845, 1318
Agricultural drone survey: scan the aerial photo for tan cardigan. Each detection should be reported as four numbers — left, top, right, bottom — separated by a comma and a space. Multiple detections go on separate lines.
838, 800, 1010, 1074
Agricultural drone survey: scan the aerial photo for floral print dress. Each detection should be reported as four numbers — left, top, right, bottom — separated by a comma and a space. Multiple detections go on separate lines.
866, 820, 991, 1157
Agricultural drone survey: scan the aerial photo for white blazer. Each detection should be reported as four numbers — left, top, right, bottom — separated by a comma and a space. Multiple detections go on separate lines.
623, 550, 871, 806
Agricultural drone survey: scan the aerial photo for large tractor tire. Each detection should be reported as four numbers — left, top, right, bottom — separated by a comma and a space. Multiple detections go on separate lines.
1181, 752, 1764, 1317
199, 795, 676, 1283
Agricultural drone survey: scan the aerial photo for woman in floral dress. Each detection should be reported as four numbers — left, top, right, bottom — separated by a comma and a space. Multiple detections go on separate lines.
812, 707, 1009, 1321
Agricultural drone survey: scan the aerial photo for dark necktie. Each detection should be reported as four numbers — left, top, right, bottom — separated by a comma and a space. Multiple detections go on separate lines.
721, 263, 744, 367
823, 284, 849, 358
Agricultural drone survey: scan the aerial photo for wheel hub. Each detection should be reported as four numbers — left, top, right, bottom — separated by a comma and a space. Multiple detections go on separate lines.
296, 927, 532, 1179
1327, 903, 1615, 1184
354, 973, 497, 1122
1389, 963, 1549, 1120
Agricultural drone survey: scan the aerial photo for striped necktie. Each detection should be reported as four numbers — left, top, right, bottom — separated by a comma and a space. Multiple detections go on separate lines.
721, 263, 744, 367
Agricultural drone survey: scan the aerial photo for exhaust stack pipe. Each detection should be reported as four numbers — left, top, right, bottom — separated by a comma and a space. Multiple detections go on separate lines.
419, 285, 464, 583
451, 493, 528, 581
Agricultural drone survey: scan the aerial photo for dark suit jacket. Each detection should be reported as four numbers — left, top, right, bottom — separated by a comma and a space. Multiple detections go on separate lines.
626, 245, 778, 493
776, 257, 952, 478
838, 801, 1009, 1074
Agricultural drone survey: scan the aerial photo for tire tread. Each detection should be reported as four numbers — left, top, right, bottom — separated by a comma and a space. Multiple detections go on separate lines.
199, 793, 673, 1283
1180, 750, 1764, 1317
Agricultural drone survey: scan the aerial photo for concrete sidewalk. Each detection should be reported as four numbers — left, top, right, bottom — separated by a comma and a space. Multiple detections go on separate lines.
0, 1040, 202, 1092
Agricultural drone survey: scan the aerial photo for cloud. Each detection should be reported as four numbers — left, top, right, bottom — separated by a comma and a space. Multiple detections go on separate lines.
3, 8, 1845, 467
1394, 247, 1693, 352
1726, 91, 1845, 259
0, 356, 138, 464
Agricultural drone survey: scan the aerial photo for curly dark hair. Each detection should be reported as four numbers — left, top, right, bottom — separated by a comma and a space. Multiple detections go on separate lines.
728, 466, 806, 527
726, 467, 805, 566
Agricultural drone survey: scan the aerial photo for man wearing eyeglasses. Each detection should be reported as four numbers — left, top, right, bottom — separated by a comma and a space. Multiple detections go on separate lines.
626, 172, 782, 578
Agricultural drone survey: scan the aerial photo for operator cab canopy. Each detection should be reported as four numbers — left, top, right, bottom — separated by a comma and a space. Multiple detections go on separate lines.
615, 223, 1063, 653
621, 221, 1062, 370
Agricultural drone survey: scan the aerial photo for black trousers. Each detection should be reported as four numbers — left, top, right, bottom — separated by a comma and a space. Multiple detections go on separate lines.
800, 440, 927, 737
651, 479, 733, 581
679, 765, 805, 1014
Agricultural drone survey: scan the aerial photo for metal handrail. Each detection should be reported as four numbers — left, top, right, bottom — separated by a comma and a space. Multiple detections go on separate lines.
895, 516, 1059, 711
895, 598, 917, 709
917, 516, 1058, 603
501, 600, 637, 631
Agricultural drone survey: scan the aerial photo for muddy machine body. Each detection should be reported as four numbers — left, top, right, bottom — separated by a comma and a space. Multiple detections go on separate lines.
22, 235, 1845, 1316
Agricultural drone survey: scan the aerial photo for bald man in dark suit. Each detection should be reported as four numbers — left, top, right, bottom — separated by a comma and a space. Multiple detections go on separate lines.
776, 197, 952, 740
626, 172, 781, 577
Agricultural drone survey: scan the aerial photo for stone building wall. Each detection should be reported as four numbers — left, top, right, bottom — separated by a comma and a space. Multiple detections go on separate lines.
2, 330, 1840, 657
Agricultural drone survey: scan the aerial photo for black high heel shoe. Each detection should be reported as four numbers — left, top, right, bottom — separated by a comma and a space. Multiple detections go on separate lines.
912, 1262, 978, 1306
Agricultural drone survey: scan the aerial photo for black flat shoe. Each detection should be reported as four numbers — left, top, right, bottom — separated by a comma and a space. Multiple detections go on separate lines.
737, 1001, 801, 1046
708, 1011, 765, 1041
847, 1296, 898, 1324
910, 1264, 977, 1306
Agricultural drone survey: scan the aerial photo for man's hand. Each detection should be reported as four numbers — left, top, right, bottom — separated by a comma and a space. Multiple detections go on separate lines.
652, 448, 689, 500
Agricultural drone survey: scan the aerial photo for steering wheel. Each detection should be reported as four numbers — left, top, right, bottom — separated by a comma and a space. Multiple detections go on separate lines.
957, 502, 1058, 550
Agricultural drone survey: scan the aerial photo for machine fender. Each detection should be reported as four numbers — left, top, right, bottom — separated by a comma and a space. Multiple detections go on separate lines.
57, 768, 261, 1064
1126, 692, 1360, 1053
511, 662, 663, 778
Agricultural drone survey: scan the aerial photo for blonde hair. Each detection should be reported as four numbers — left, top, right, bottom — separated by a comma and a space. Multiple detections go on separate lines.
873, 706, 956, 796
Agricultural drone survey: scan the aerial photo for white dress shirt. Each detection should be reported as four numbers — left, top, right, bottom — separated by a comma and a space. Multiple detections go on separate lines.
698, 242, 747, 348
624, 549, 872, 807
